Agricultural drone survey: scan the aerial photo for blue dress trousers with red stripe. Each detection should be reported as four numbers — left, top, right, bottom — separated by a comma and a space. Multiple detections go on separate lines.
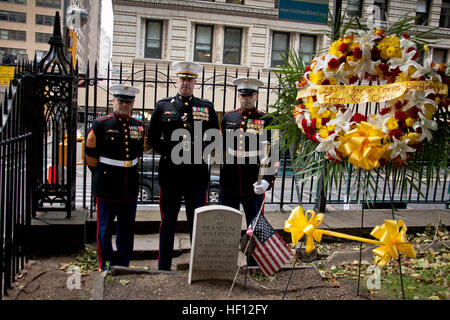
85, 112, 144, 271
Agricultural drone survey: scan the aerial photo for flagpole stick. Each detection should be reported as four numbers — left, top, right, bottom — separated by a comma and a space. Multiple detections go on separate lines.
229, 138, 272, 297
282, 240, 303, 300
228, 196, 266, 297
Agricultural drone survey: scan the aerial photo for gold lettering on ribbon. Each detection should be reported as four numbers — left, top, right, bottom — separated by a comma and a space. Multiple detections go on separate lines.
297, 81, 448, 104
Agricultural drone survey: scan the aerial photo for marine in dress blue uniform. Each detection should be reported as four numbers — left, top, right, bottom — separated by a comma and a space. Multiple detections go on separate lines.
85, 84, 144, 271
220, 77, 276, 229
147, 61, 220, 270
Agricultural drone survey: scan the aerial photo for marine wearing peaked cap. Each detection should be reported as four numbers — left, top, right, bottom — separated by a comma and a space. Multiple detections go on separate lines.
220, 78, 276, 268
232, 77, 264, 95
110, 83, 140, 101
148, 60, 219, 271
85, 82, 144, 272
173, 61, 203, 79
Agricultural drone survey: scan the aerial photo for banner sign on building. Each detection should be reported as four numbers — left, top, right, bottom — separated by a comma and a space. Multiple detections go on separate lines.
278, 0, 329, 24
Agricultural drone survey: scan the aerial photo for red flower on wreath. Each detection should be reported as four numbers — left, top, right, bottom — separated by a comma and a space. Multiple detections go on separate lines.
389, 129, 403, 140
408, 106, 420, 118
350, 113, 367, 123
328, 58, 339, 69
380, 107, 391, 115
395, 111, 408, 121
353, 47, 362, 59
349, 75, 359, 84
339, 43, 349, 53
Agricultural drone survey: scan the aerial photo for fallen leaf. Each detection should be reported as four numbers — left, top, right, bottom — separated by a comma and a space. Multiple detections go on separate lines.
119, 279, 131, 286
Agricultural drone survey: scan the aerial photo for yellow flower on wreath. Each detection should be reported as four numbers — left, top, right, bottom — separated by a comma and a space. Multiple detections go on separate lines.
385, 117, 399, 131
403, 132, 421, 143
377, 36, 402, 60
309, 70, 323, 85
405, 117, 415, 127
395, 66, 417, 82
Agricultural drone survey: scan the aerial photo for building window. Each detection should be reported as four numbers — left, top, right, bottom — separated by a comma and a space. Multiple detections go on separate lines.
440, 0, 450, 28
223, 27, 242, 65
145, 20, 162, 59
433, 49, 448, 64
347, 0, 362, 17
274, 0, 279, 9
35, 32, 52, 43
0, 0, 26, 4
0, 29, 26, 41
194, 24, 213, 63
374, 0, 388, 21
0, 10, 26, 23
36, 14, 54, 26
299, 35, 315, 66
0, 47, 26, 55
35, 0, 60, 8
35, 50, 47, 61
271, 31, 289, 67
416, 0, 431, 25
226, 0, 244, 4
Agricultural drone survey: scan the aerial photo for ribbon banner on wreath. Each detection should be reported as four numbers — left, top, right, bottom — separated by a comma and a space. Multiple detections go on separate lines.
293, 27, 449, 170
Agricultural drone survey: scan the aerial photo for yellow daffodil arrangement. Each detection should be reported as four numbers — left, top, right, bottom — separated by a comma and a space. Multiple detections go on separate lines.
293, 28, 449, 170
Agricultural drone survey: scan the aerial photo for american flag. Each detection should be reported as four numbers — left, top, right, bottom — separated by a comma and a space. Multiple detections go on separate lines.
247, 214, 293, 277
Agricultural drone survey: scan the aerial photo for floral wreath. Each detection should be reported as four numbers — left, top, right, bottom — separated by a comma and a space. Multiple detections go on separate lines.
293, 28, 449, 170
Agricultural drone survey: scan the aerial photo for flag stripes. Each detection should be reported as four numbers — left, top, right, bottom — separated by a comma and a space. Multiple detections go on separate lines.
247, 215, 293, 277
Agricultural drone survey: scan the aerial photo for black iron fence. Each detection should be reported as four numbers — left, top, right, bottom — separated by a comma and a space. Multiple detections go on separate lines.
0, 12, 77, 299
77, 62, 449, 213
0, 68, 35, 299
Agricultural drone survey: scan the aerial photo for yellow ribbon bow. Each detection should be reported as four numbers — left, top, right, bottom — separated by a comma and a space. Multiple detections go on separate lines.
283, 206, 324, 253
338, 121, 387, 170
370, 219, 416, 267
284, 206, 416, 267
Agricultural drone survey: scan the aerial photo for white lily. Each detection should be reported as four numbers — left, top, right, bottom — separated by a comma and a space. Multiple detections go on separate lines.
355, 29, 381, 48
313, 54, 338, 72
347, 43, 380, 78
410, 56, 441, 81
327, 108, 354, 133
324, 61, 353, 85
403, 89, 437, 114
388, 47, 418, 74
316, 132, 341, 160
388, 137, 416, 160
413, 112, 438, 142
369, 113, 392, 135
376, 113, 392, 134
314, 101, 338, 115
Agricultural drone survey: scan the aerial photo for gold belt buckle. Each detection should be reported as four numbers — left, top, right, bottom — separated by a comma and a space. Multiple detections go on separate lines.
124, 160, 132, 167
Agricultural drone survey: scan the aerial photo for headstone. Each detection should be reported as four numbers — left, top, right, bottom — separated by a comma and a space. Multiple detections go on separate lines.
188, 205, 243, 284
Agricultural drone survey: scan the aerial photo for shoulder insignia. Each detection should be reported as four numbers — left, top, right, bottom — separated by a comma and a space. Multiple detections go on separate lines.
97, 115, 113, 122
86, 128, 96, 148
225, 109, 240, 114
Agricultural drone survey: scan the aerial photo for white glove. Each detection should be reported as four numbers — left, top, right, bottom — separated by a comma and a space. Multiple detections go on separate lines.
253, 180, 270, 195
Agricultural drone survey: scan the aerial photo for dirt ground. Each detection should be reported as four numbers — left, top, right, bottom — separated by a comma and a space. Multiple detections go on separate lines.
3, 247, 375, 301
102, 267, 370, 300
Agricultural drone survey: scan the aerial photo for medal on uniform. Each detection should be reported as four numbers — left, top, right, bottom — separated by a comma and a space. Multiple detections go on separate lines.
129, 126, 143, 139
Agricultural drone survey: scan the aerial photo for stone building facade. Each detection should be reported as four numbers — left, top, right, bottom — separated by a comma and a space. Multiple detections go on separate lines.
105, 0, 450, 116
